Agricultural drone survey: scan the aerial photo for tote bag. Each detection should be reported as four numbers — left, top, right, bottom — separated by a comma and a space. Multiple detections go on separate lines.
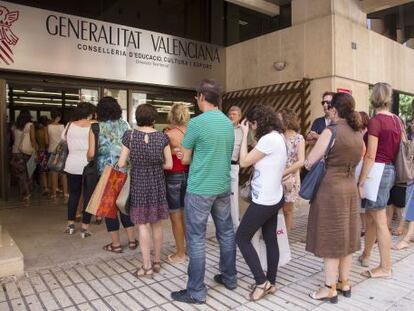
251, 213, 291, 270
19, 123, 34, 155
299, 124, 337, 201
86, 165, 127, 219
48, 123, 70, 172
394, 116, 414, 184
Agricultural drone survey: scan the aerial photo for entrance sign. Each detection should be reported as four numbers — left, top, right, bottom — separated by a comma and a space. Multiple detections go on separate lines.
0, 1, 225, 89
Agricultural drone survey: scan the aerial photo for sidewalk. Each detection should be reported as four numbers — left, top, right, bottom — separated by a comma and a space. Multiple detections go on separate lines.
1, 202, 414, 310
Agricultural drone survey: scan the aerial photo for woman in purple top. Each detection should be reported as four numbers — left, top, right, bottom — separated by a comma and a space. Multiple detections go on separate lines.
358, 83, 401, 279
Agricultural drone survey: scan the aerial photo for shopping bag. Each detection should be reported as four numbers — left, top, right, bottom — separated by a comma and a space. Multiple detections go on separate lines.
251, 213, 291, 271
26, 153, 37, 178
86, 165, 127, 219
116, 172, 130, 215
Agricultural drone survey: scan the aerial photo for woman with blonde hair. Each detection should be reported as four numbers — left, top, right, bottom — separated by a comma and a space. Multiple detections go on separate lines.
278, 108, 305, 232
358, 82, 400, 278
164, 103, 190, 264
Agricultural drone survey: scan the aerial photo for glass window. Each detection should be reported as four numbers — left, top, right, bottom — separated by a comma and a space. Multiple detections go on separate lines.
80, 89, 99, 105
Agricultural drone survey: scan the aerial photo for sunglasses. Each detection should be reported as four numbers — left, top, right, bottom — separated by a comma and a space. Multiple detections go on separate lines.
321, 100, 331, 106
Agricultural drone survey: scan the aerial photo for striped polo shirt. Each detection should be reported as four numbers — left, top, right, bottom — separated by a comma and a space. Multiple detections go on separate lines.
182, 109, 234, 195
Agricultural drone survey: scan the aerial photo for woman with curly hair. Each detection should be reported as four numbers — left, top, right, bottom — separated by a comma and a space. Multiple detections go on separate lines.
305, 93, 363, 303
278, 108, 305, 232
236, 104, 287, 301
87, 96, 137, 249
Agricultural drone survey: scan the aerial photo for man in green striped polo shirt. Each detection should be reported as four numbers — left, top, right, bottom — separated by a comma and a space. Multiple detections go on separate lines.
171, 79, 237, 304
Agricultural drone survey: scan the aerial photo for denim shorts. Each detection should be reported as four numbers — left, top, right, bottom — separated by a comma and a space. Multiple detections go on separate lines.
363, 164, 395, 210
166, 172, 188, 212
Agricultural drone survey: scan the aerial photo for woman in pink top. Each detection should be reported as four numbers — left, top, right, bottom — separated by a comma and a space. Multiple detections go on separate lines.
358, 83, 401, 279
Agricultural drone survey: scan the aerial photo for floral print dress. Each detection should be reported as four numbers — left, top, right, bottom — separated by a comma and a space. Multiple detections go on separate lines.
283, 133, 304, 203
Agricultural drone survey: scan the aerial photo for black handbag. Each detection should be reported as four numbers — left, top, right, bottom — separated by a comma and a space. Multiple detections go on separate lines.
299, 124, 337, 201
83, 123, 100, 205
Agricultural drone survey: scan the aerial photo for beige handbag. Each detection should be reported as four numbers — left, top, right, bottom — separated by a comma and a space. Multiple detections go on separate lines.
19, 123, 34, 155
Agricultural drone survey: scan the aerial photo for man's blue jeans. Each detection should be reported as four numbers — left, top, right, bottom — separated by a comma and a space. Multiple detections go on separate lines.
185, 191, 237, 301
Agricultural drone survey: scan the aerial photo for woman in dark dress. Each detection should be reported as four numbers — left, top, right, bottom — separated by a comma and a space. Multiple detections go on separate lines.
305, 93, 363, 303
118, 104, 172, 278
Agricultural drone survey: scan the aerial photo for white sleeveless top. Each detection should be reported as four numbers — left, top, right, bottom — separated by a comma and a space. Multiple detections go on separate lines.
48, 124, 64, 153
63, 123, 90, 175
11, 123, 32, 154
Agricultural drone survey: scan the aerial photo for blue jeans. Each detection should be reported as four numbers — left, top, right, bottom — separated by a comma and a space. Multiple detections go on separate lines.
185, 191, 237, 301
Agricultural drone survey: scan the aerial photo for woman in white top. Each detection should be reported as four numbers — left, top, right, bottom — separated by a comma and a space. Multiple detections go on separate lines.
64, 102, 96, 237
47, 109, 68, 198
236, 105, 287, 301
10, 109, 38, 201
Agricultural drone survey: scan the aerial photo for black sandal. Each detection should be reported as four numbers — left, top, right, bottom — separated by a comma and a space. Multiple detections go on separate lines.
103, 243, 123, 253
128, 239, 138, 250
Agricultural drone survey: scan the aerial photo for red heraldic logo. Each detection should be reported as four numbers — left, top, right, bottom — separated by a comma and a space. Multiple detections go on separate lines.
0, 6, 19, 65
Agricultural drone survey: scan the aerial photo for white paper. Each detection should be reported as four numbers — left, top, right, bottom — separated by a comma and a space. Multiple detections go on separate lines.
361, 162, 385, 202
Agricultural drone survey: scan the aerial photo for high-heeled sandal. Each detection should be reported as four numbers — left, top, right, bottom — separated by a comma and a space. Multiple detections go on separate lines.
133, 266, 153, 279
249, 281, 272, 301
309, 284, 338, 304
336, 279, 351, 297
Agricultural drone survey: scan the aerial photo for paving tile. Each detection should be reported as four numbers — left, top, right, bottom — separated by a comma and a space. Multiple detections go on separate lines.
77, 302, 95, 311
88, 280, 111, 298
65, 285, 86, 304
0, 302, 10, 311
24, 294, 44, 311
17, 280, 35, 297
90, 298, 112, 311
127, 289, 156, 309
76, 283, 99, 301
51, 288, 73, 308
103, 295, 129, 311
38, 291, 59, 311
9, 298, 26, 311
115, 292, 144, 310
4, 282, 20, 300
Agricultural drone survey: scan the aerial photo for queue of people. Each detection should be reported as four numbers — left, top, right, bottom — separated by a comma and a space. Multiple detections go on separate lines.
9, 79, 414, 305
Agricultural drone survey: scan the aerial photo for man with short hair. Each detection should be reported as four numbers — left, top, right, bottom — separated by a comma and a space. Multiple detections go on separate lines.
306, 91, 336, 144
171, 79, 237, 304
227, 105, 243, 228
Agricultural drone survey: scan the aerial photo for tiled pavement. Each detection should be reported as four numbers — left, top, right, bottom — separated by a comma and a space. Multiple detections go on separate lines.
1, 210, 414, 310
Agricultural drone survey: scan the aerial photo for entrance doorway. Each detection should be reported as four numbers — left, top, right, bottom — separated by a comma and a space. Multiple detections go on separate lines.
0, 74, 196, 200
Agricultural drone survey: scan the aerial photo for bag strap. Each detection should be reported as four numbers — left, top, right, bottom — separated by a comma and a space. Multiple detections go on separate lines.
323, 124, 337, 159
91, 123, 100, 161
64, 122, 71, 140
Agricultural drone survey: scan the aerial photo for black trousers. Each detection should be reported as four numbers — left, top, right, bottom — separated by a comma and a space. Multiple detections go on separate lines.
236, 199, 283, 285
67, 173, 92, 224
105, 212, 134, 232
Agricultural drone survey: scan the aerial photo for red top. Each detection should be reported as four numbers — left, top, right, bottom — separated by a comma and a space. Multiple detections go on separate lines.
168, 154, 189, 173
165, 127, 189, 173
367, 114, 401, 164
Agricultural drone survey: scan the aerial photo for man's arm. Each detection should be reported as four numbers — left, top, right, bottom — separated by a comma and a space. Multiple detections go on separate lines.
181, 147, 192, 165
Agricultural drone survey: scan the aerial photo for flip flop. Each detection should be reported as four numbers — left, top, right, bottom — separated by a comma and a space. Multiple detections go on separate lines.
167, 254, 187, 264
392, 239, 410, 250
361, 268, 392, 279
